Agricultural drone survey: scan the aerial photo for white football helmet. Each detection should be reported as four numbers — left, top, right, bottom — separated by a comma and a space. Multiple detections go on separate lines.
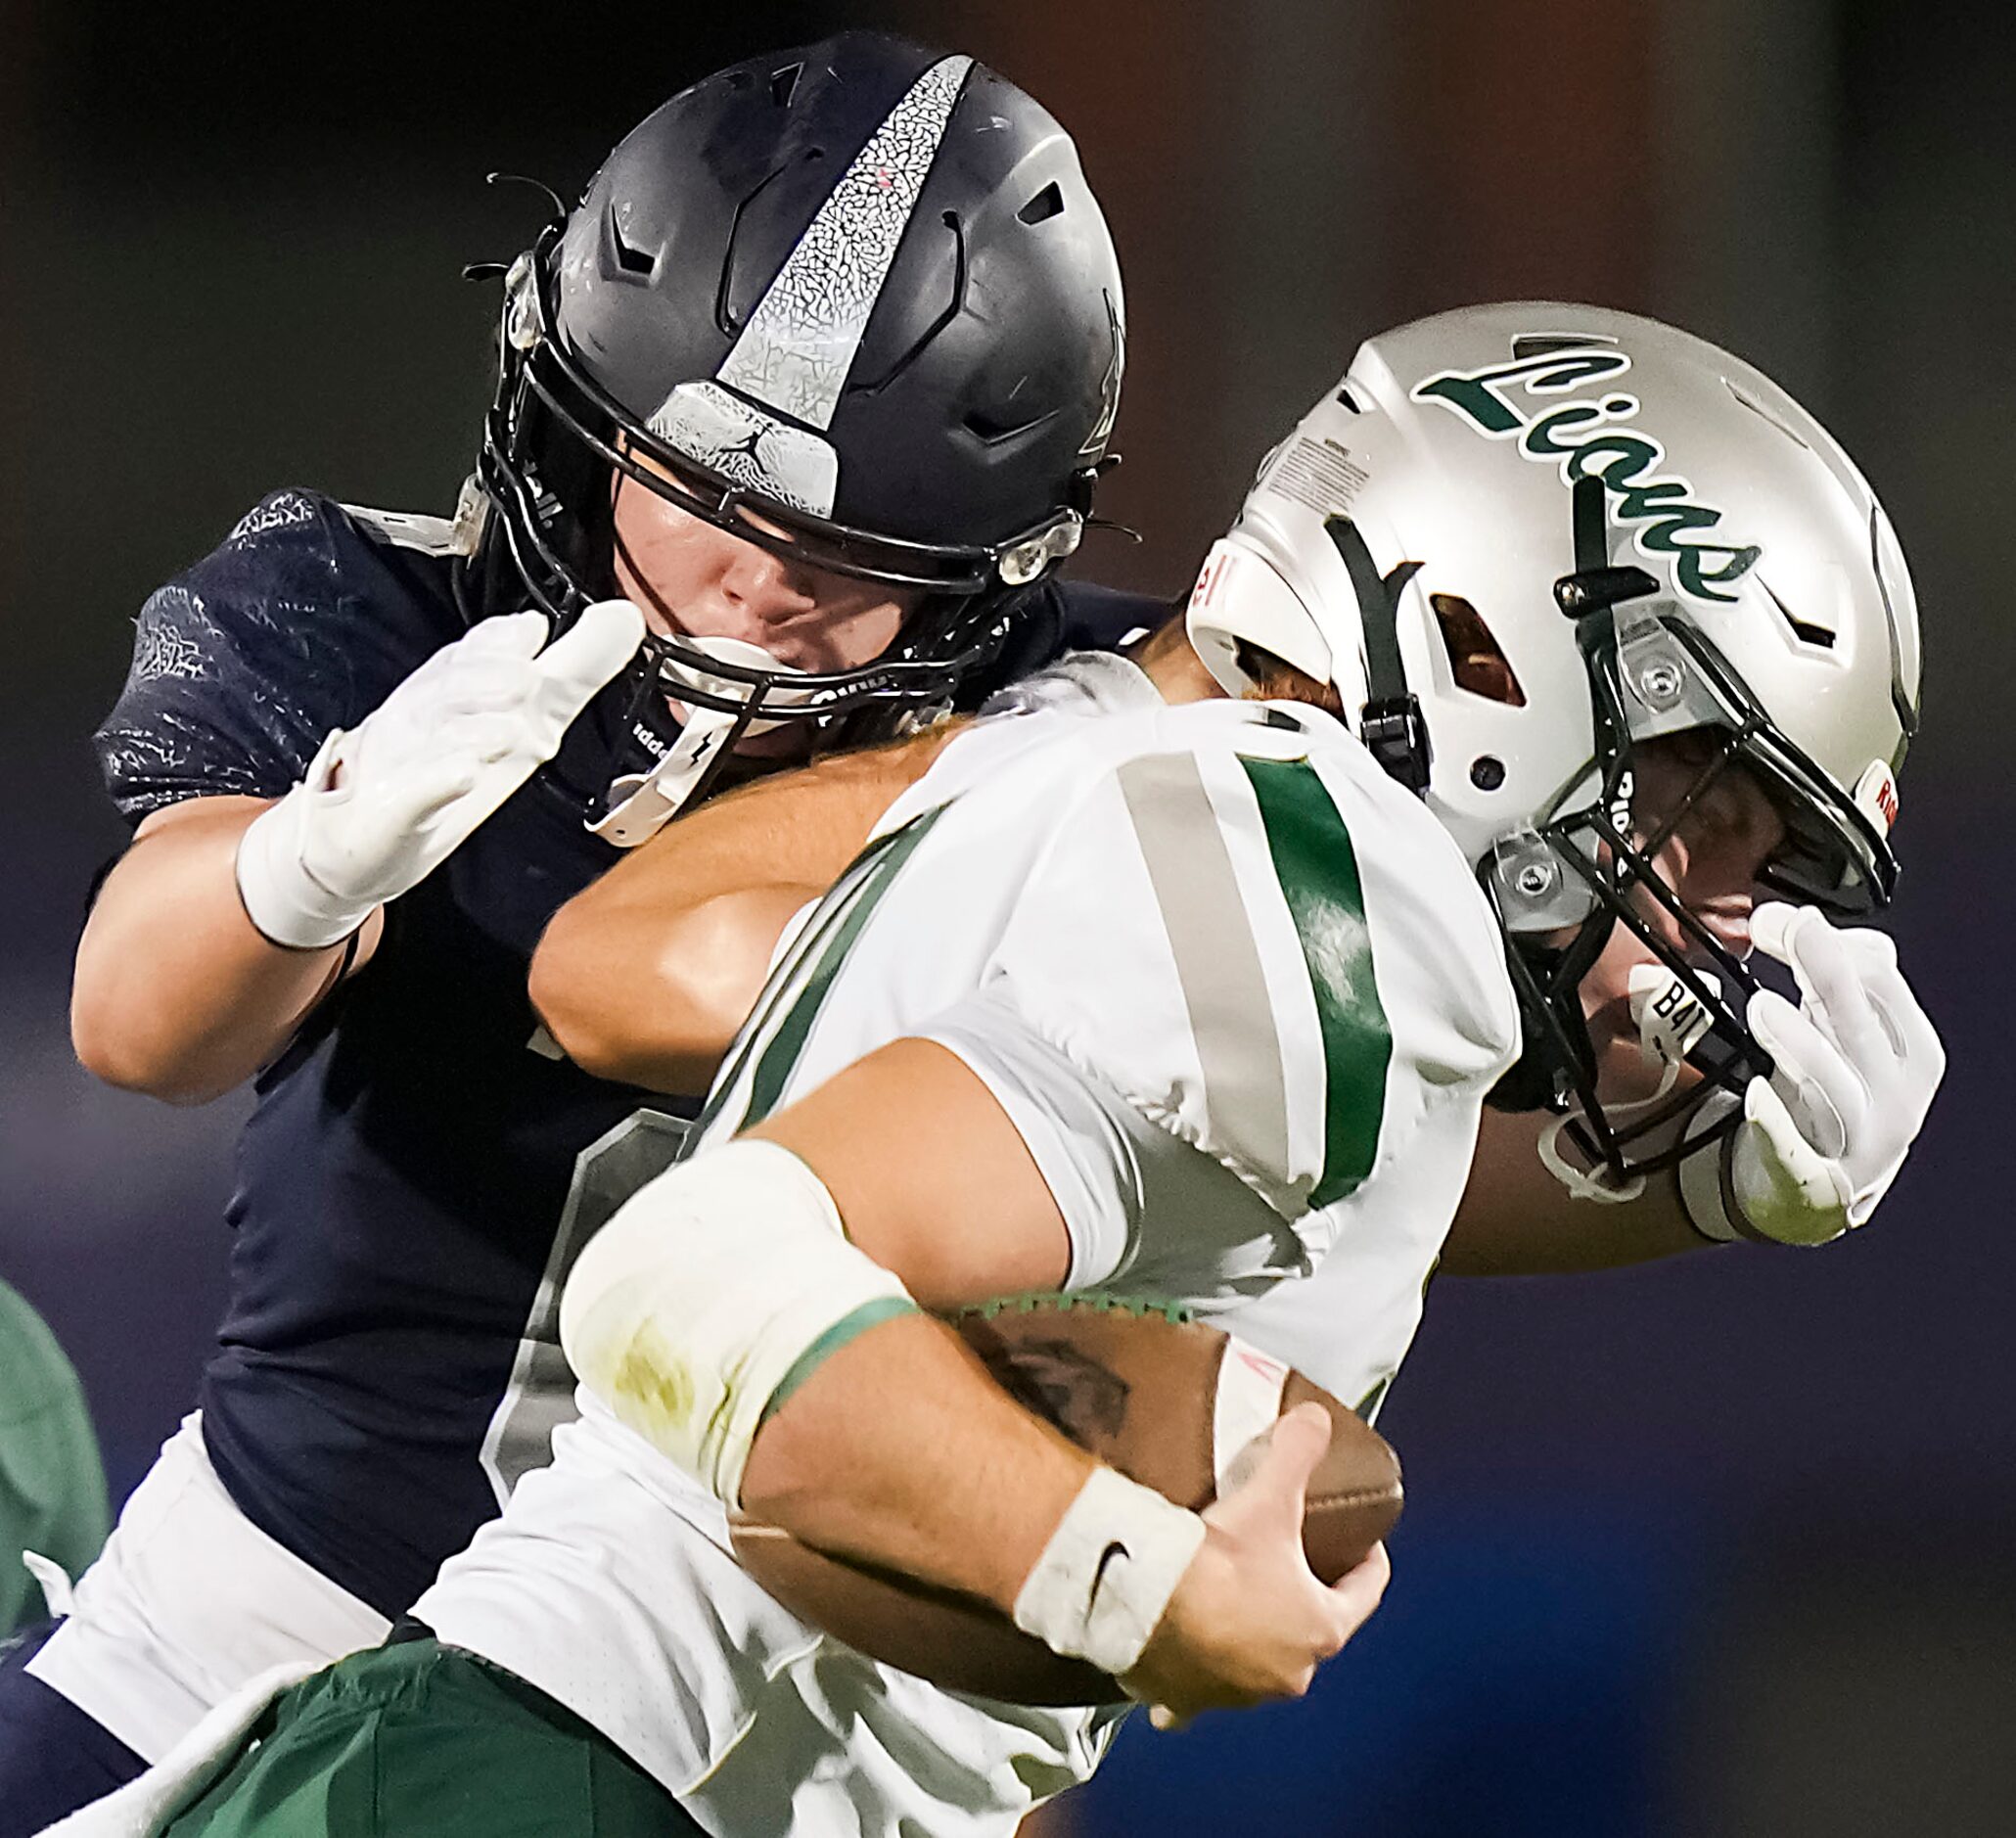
1186, 302, 1921, 1180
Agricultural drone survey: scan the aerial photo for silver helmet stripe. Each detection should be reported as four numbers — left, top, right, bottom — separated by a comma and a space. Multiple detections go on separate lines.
649, 54, 974, 518
718, 54, 974, 429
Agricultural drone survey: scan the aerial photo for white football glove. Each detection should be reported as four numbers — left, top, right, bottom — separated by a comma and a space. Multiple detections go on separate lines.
1678, 901, 1946, 1246
236, 600, 645, 948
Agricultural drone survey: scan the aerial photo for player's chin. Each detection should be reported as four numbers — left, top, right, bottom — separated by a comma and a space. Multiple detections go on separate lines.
1582, 1003, 1667, 1107
730, 724, 817, 762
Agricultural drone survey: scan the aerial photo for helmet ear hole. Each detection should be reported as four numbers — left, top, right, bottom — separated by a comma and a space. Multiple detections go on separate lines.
1430, 593, 1525, 707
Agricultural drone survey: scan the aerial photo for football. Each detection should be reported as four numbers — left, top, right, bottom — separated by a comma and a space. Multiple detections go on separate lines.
730, 1296, 1403, 1704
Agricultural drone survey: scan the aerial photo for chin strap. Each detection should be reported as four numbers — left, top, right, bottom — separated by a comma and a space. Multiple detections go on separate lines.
589, 635, 811, 848
590, 708, 744, 847
1537, 1113, 1648, 1206
1322, 516, 1430, 793
1535, 962, 1719, 1205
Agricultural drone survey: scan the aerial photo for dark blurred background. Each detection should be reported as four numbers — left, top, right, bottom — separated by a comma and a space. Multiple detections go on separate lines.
4, 2, 2012, 1833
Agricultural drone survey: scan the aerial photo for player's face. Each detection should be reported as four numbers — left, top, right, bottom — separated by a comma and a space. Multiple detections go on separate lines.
1578, 730, 1789, 1101
610, 473, 921, 675
610, 470, 928, 759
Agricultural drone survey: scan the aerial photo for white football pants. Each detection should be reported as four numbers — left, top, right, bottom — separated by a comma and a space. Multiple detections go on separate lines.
23, 1414, 389, 1763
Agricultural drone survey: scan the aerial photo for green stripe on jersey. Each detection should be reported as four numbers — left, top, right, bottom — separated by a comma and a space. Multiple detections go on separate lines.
1238, 755, 1391, 1208
729, 804, 946, 1132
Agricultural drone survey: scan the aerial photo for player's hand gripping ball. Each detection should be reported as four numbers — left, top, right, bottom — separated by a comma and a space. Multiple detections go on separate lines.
730, 1298, 1403, 1704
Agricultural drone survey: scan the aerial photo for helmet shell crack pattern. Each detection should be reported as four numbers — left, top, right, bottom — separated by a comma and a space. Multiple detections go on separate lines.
651, 379, 840, 517
712, 56, 974, 433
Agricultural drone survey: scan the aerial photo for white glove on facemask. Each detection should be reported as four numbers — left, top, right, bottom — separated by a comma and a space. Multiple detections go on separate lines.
236, 600, 645, 948
1679, 901, 1946, 1246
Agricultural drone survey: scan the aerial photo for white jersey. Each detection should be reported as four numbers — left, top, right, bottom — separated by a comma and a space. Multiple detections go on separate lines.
416, 659, 1520, 1838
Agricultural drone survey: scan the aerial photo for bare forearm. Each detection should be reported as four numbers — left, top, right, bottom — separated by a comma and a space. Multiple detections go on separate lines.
535, 886, 820, 1093
532, 724, 960, 1086
590, 725, 959, 917
729, 1036, 1089, 1607
574, 1036, 1370, 1716
1440, 1106, 1707, 1274
71, 798, 364, 1103
738, 1310, 1093, 1612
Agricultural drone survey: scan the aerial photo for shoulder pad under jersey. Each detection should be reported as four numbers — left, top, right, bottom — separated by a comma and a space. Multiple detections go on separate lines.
980, 701, 1521, 1218
94, 489, 463, 823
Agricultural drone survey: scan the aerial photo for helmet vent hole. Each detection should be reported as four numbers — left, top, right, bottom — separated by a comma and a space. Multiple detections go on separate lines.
1335, 387, 1361, 413
848, 213, 967, 394
1018, 182, 1066, 226
1431, 593, 1526, 706
963, 404, 1051, 445
607, 205, 657, 279
1762, 578, 1836, 649
1513, 333, 1614, 360
769, 63, 803, 108
1724, 380, 1811, 450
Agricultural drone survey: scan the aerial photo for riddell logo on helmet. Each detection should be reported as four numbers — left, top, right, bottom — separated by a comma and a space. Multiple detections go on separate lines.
1854, 759, 1901, 836
1410, 340, 1763, 605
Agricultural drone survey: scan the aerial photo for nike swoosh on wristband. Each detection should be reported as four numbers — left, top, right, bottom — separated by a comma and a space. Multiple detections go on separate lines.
1089, 1539, 1130, 1614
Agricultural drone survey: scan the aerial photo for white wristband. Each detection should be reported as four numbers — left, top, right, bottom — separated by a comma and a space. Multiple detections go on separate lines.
1011, 1466, 1207, 1678
234, 734, 376, 950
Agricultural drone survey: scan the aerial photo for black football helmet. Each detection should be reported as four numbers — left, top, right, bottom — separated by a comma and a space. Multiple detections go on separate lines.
459, 29, 1125, 814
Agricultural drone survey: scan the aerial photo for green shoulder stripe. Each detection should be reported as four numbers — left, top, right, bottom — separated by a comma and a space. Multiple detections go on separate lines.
1238, 756, 1392, 1208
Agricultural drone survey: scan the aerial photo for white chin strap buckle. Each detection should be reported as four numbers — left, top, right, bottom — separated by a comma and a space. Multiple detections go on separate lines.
589, 636, 812, 849
590, 709, 740, 847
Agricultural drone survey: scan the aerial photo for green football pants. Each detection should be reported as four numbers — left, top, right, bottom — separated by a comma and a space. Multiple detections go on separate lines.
165, 1636, 709, 1838
0, 1278, 108, 1632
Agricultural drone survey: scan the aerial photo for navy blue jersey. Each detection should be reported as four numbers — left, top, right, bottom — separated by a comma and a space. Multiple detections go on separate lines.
92, 487, 1163, 1619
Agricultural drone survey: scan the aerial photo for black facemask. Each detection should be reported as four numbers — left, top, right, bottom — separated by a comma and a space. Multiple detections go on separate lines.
1485, 479, 1898, 1189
